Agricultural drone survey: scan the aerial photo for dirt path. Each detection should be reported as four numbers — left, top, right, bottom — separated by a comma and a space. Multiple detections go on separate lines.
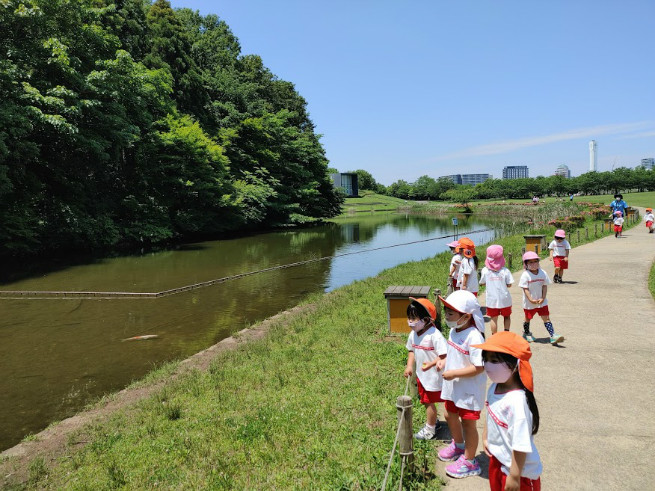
435, 215, 655, 490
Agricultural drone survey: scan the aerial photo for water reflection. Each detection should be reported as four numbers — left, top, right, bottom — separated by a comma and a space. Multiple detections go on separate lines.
0, 213, 499, 449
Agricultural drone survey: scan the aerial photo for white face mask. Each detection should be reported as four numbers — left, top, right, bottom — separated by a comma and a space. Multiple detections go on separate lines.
484, 361, 515, 383
444, 314, 468, 330
408, 319, 425, 332
527, 261, 539, 272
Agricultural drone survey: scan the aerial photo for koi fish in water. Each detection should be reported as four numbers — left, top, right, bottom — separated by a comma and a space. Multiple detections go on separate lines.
122, 335, 159, 342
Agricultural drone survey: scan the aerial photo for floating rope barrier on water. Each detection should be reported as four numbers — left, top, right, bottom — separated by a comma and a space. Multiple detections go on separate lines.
0, 228, 496, 299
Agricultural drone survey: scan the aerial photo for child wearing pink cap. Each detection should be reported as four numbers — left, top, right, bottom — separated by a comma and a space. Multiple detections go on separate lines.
613, 211, 624, 238
547, 230, 571, 283
448, 241, 462, 294
480, 245, 513, 333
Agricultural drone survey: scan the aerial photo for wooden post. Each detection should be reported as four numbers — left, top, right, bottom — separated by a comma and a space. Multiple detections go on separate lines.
585, 228, 589, 240
508, 252, 512, 269
594, 223, 597, 237
521, 247, 525, 255
577, 230, 580, 242
396, 395, 414, 469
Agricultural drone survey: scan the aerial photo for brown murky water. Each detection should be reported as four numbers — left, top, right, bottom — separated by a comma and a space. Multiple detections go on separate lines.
0, 214, 498, 449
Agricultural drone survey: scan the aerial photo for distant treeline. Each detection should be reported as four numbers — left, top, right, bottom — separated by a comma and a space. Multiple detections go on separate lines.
0, 0, 343, 258
351, 167, 655, 201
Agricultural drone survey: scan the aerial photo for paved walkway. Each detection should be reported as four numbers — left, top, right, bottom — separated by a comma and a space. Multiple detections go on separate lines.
434, 216, 655, 490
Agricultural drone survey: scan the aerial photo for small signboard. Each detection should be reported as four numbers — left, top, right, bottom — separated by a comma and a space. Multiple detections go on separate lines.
452, 218, 458, 226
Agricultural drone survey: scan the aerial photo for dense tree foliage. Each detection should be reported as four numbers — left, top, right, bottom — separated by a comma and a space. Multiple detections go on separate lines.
385, 167, 655, 201
0, 0, 342, 258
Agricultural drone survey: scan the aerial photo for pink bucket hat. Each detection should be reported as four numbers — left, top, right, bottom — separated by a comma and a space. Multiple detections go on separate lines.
447, 240, 460, 248
485, 244, 505, 270
554, 229, 566, 238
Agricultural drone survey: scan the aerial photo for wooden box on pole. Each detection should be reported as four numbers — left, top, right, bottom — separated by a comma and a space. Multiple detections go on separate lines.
383, 286, 431, 334
523, 234, 546, 254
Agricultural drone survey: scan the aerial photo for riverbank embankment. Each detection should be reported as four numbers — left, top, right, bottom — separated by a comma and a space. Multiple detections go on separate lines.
1, 213, 627, 489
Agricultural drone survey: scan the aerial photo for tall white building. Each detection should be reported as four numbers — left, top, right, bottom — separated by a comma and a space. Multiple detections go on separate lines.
589, 140, 597, 171
554, 164, 571, 178
502, 166, 529, 179
640, 158, 655, 170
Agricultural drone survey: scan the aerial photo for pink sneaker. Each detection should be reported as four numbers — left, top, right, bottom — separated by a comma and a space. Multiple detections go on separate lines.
437, 439, 465, 462
445, 454, 481, 478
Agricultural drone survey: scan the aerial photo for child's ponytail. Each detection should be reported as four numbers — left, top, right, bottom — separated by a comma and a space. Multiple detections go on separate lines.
523, 388, 540, 435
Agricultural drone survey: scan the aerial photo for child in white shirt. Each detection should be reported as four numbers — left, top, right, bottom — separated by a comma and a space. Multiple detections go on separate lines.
404, 297, 448, 441
547, 229, 571, 283
472, 331, 543, 490
519, 252, 564, 345
613, 211, 624, 238
480, 244, 513, 334
448, 241, 462, 294
644, 208, 654, 233
456, 237, 479, 297
437, 291, 487, 479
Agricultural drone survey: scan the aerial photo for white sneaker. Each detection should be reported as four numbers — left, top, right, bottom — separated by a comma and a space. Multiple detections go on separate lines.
414, 424, 437, 440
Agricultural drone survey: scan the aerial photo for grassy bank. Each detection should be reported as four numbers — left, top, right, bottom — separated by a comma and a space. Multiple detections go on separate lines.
8, 215, 635, 490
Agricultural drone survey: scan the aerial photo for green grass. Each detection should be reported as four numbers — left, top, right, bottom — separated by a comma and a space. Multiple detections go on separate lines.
19, 213, 633, 490
339, 191, 415, 216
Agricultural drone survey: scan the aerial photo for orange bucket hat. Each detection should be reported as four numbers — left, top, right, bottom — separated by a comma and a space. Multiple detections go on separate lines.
409, 297, 437, 321
456, 237, 476, 258
472, 331, 534, 392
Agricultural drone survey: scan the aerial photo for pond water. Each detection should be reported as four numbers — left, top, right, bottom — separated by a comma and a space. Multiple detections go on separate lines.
0, 213, 503, 450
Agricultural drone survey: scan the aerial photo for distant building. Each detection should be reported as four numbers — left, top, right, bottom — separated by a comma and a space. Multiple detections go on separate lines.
330, 172, 358, 197
502, 166, 529, 179
445, 174, 462, 185
442, 174, 492, 185
589, 140, 597, 171
461, 173, 492, 185
640, 158, 655, 170
553, 164, 571, 178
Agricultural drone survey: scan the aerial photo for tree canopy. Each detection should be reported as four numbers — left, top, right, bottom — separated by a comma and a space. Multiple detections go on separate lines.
0, 0, 342, 258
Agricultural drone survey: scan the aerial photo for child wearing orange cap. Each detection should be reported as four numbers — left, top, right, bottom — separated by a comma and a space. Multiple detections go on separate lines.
455, 237, 479, 297
519, 252, 564, 345
448, 241, 462, 294
472, 332, 543, 490
403, 298, 448, 440
437, 290, 486, 479
644, 208, 654, 233
547, 229, 571, 284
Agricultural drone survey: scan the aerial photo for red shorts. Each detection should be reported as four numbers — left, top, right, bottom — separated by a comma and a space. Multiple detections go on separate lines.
523, 305, 550, 320
445, 400, 480, 420
646, 221, 653, 228
489, 455, 541, 491
486, 306, 512, 317
417, 378, 443, 404
552, 256, 568, 269
614, 225, 622, 232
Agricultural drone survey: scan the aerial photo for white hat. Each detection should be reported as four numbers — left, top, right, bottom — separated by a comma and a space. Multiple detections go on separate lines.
438, 290, 485, 333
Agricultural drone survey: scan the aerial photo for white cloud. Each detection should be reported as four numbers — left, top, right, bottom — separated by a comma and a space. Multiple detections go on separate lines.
615, 130, 655, 140
430, 122, 653, 161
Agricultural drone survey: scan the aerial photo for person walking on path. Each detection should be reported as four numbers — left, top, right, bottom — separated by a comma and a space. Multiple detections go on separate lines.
479, 245, 513, 334
474, 332, 543, 491
438, 291, 487, 479
518, 252, 564, 345
613, 211, 624, 238
456, 238, 479, 297
403, 298, 447, 441
609, 193, 628, 217
644, 208, 654, 233
547, 229, 571, 283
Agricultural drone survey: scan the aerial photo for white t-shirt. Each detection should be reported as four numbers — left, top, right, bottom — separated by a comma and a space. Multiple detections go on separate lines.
486, 385, 543, 480
614, 217, 624, 226
547, 239, 571, 257
518, 269, 551, 309
457, 257, 479, 294
440, 326, 486, 411
406, 326, 448, 391
479, 267, 513, 308
450, 253, 462, 279
644, 213, 654, 222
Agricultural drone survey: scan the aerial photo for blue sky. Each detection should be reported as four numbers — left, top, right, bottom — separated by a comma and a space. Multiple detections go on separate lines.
171, 0, 655, 185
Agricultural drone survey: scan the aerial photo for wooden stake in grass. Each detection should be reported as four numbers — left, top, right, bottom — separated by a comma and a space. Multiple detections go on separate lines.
396, 395, 414, 469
